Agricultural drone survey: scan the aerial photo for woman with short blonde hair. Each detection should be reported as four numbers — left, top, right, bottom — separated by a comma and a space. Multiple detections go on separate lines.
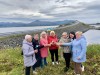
48, 31, 59, 65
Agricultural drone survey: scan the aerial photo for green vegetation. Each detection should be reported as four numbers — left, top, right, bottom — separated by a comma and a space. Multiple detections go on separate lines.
0, 45, 100, 75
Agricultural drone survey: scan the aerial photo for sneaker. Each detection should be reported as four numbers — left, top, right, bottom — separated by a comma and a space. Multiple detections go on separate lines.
52, 62, 55, 65
81, 66, 84, 71
55, 61, 59, 65
33, 71, 37, 74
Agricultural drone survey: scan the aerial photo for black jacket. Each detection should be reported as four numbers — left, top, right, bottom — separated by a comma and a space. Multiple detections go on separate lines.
32, 38, 44, 59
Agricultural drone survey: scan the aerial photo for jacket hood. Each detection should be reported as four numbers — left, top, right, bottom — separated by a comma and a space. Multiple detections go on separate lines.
81, 35, 86, 40
23, 40, 33, 46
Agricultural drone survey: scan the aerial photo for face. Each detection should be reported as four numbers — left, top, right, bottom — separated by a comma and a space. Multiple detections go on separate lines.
62, 33, 67, 38
75, 33, 81, 39
42, 34, 47, 38
70, 33, 74, 39
27, 36, 32, 42
34, 34, 39, 40
51, 33, 55, 37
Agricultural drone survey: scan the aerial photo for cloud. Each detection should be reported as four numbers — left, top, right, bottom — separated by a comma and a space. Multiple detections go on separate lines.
0, 0, 100, 23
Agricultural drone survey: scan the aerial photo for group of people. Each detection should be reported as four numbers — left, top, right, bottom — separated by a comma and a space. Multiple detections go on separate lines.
22, 30, 87, 75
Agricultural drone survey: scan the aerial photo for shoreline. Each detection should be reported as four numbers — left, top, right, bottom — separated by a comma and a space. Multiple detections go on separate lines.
0, 22, 97, 49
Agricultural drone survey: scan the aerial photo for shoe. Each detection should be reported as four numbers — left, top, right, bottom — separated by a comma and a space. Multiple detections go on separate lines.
76, 74, 80, 75
33, 71, 37, 74
55, 61, 59, 65
81, 66, 84, 71
52, 62, 55, 65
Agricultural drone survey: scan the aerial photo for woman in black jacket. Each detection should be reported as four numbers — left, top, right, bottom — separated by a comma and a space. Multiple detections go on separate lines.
32, 34, 44, 69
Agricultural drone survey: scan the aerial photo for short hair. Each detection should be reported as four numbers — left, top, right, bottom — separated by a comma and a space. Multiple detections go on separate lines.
76, 31, 83, 35
62, 32, 67, 35
50, 31, 55, 35
25, 34, 32, 40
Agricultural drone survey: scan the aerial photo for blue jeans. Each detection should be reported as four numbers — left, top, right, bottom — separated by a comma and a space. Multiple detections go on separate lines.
41, 57, 47, 68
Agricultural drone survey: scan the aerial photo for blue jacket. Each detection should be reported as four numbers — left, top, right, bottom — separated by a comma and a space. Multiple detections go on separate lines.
62, 35, 87, 63
22, 40, 36, 67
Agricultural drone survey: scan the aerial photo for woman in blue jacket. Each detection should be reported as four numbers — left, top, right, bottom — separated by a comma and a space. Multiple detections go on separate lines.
60, 31, 87, 75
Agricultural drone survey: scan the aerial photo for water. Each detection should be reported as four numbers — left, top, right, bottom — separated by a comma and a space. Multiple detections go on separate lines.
0, 26, 57, 34
90, 25, 100, 28
0, 26, 100, 44
83, 29, 100, 45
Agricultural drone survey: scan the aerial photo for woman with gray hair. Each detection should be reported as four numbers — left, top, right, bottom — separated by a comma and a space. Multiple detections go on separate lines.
22, 34, 38, 75
59, 31, 87, 75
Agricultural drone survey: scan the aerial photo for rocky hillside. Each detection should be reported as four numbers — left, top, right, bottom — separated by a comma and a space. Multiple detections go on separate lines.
0, 22, 91, 49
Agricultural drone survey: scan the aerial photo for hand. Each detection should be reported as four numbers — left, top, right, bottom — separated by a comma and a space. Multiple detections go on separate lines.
44, 44, 51, 47
56, 43, 62, 46
51, 41, 55, 44
77, 57, 81, 60
34, 50, 38, 53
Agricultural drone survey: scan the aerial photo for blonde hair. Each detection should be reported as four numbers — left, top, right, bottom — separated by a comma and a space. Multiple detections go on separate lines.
40, 31, 47, 38
50, 31, 55, 35
76, 31, 83, 36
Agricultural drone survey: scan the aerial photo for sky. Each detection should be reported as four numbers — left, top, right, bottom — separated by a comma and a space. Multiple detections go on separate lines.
0, 0, 100, 23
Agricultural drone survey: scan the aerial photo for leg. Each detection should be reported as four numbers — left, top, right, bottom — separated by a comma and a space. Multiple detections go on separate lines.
55, 49, 58, 62
50, 50, 55, 62
76, 63, 82, 75
41, 58, 44, 68
66, 53, 71, 68
44, 57, 47, 66
32, 63, 37, 71
63, 53, 67, 67
74, 62, 77, 74
25, 67, 31, 75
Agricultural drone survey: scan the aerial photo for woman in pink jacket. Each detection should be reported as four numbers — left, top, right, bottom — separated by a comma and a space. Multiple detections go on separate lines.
40, 31, 51, 67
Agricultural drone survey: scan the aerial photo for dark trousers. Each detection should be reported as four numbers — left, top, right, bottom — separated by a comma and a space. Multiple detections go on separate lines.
50, 49, 58, 62
35, 57, 42, 67
25, 64, 36, 75
63, 53, 71, 68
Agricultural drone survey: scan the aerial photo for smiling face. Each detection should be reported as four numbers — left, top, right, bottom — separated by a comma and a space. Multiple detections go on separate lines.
50, 31, 55, 37
25, 35, 32, 43
34, 34, 39, 40
62, 32, 67, 38
70, 33, 74, 39
75, 31, 82, 39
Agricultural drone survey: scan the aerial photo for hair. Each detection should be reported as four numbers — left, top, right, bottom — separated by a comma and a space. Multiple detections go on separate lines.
75, 31, 83, 36
25, 34, 32, 40
50, 31, 55, 35
40, 31, 47, 38
69, 31, 76, 40
62, 32, 67, 35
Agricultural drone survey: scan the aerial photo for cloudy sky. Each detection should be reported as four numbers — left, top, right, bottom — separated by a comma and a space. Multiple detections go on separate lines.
0, 0, 100, 23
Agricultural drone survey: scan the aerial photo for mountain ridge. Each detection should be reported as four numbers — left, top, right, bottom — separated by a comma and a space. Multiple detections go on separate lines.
0, 20, 76, 27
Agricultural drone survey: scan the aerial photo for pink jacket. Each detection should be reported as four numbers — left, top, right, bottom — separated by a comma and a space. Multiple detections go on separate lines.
40, 38, 48, 58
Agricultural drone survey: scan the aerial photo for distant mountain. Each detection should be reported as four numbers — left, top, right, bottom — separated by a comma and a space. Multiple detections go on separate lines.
0, 20, 76, 27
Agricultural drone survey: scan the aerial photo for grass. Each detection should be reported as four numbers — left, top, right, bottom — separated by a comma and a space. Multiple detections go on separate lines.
0, 45, 100, 75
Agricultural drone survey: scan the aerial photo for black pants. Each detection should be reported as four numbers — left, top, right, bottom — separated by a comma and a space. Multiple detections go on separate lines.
50, 49, 58, 62
35, 57, 42, 67
25, 64, 36, 75
63, 53, 71, 68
